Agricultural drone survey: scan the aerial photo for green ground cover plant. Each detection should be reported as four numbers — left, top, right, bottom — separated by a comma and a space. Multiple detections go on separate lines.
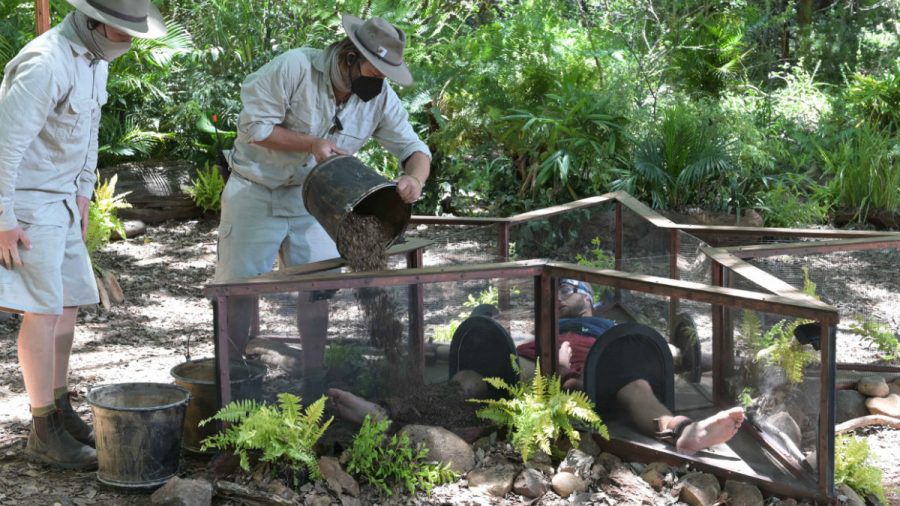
470, 356, 608, 462
834, 434, 886, 503
86, 174, 131, 262
199, 393, 332, 486
849, 316, 900, 362
345, 415, 456, 496
186, 162, 226, 213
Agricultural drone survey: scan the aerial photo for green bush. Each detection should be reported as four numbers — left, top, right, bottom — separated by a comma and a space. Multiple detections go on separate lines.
470, 357, 608, 462
835, 435, 886, 503
843, 66, 900, 132
186, 162, 226, 213
849, 316, 900, 361
85, 174, 132, 259
345, 415, 457, 496
755, 177, 826, 228
199, 393, 331, 485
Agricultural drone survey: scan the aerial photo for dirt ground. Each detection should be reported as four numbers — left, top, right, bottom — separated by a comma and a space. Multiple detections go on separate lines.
0, 218, 897, 504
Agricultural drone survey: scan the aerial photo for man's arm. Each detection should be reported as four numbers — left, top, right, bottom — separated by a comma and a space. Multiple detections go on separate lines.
253, 126, 347, 163
395, 151, 430, 203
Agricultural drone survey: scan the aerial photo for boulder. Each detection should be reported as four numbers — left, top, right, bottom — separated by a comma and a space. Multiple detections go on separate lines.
551, 471, 588, 498
763, 411, 802, 449
450, 370, 490, 399
512, 468, 549, 498
640, 462, 672, 490
399, 425, 475, 474
724, 480, 764, 506
679, 472, 720, 506
857, 376, 889, 398
836, 483, 866, 506
318, 456, 359, 497
244, 338, 303, 377
595, 452, 623, 471
888, 379, 900, 397
557, 449, 594, 480
467, 464, 518, 497
836, 390, 869, 424
524, 451, 554, 476
865, 393, 900, 418
150, 477, 213, 506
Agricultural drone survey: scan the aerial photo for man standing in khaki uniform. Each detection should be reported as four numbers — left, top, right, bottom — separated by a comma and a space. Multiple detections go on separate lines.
217, 14, 431, 396
0, 0, 165, 469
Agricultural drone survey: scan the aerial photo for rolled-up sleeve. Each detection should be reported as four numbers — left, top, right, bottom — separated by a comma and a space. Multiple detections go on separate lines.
236, 51, 307, 143
0, 55, 59, 231
373, 86, 431, 163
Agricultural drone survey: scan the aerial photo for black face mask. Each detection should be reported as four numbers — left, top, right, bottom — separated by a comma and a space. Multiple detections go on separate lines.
351, 75, 384, 102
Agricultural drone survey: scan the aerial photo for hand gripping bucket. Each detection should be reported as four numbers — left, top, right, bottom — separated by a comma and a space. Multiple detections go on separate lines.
302, 155, 411, 258
86, 383, 191, 489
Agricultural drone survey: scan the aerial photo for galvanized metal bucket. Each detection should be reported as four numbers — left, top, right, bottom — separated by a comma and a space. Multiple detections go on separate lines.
302, 155, 411, 259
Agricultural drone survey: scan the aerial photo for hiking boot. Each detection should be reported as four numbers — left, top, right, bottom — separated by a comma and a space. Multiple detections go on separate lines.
55, 392, 95, 447
25, 409, 98, 470
672, 313, 701, 383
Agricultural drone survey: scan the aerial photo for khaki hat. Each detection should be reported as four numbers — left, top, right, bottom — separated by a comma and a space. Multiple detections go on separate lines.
341, 13, 413, 86
66, 0, 166, 39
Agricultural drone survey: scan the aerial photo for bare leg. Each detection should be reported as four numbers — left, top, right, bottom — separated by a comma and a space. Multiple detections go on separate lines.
18, 312, 60, 411
225, 295, 257, 359
52, 307, 78, 393
616, 379, 745, 453
326, 388, 388, 425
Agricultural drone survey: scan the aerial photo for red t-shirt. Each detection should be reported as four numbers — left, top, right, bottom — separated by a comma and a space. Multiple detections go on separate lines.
515, 331, 596, 380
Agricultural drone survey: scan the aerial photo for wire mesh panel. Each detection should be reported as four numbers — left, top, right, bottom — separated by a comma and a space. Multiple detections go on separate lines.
507, 203, 617, 262
406, 223, 503, 266
747, 248, 900, 367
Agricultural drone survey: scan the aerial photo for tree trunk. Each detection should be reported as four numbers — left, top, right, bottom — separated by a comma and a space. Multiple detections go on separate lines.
99, 161, 203, 224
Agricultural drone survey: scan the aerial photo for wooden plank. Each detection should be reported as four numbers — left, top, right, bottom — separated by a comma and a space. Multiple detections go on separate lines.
701, 245, 812, 298
35, 0, 50, 35
676, 224, 895, 239
725, 236, 900, 259
507, 193, 619, 224
546, 263, 839, 323
408, 215, 509, 225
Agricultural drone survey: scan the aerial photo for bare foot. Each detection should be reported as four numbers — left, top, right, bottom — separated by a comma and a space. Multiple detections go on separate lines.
326, 388, 388, 425
676, 407, 745, 454
558, 341, 573, 370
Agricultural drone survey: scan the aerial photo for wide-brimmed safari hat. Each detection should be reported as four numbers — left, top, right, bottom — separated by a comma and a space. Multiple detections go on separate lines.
66, 0, 166, 39
341, 13, 413, 86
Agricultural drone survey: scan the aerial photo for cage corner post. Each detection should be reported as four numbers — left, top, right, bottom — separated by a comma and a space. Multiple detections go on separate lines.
214, 296, 233, 408
406, 246, 425, 382
534, 272, 558, 377
35, 0, 50, 35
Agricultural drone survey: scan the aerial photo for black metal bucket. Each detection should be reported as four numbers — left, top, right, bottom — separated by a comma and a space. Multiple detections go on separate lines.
170, 358, 265, 453
86, 383, 191, 490
302, 155, 411, 258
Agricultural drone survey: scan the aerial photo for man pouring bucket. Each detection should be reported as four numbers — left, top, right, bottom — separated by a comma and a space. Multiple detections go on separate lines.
0, 0, 166, 469
215, 14, 431, 397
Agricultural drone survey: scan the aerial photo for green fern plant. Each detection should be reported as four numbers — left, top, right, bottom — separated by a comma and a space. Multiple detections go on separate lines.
835, 435, 886, 503
463, 286, 499, 309
576, 236, 614, 298
86, 173, 132, 259
849, 316, 900, 361
186, 162, 226, 213
199, 393, 332, 484
756, 320, 818, 384
345, 415, 457, 496
469, 356, 609, 462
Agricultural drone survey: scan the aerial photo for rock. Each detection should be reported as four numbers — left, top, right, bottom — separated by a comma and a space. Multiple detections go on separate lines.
888, 380, 900, 397
640, 462, 672, 490
724, 480, 763, 506
467, 464, 518, 497
450, 426, 493, 444
679, 472, 720, 506
318, 456, 359, 497
557, 449, 594, 480
836, 483, 866, 506
110, 219, 147, 241
339, 495, 361, 506
865, 393, 900, 418
857, 376, 889, 397
399, 425, 475, 474
763, 411, 802, 448
576, 431, 602, 457
773, 499, 797, 506
595, 452, 623, 470
244, 338, 302, 377
512, 468, 549, 498
150, 476, 213, 506
305, 494, 333, 506
524, 451, 554, 476
836, 390, 869, 424
450, 370, 490, 398
551, 471, 588, 498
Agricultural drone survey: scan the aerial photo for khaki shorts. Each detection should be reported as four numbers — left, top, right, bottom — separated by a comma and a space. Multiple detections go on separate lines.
0, 205, 99, 315
214, 174, 339, 283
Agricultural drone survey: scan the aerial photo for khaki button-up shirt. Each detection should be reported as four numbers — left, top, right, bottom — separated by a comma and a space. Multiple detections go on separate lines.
0, 16, 106, 231
227, 48, 430, 216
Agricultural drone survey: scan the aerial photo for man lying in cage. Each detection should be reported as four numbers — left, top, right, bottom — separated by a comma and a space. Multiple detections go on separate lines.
329, 279, 745, 455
